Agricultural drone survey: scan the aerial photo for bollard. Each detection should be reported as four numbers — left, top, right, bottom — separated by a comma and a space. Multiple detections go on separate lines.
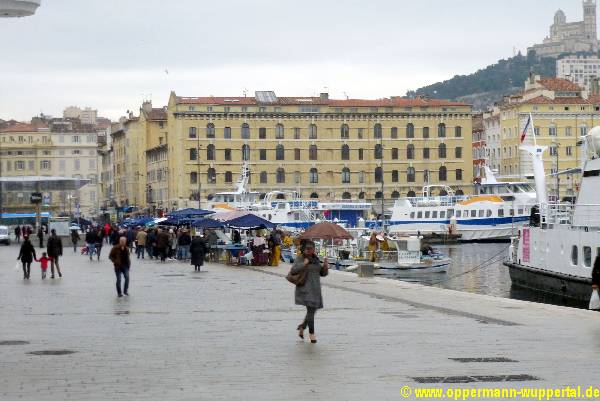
357, 263, 374, 278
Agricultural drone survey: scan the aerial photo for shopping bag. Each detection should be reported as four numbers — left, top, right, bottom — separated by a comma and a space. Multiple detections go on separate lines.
14, 261, 21, 271
589, 289, 600, 310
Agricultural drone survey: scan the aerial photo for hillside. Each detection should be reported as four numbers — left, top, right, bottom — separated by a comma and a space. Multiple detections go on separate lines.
406, 52, 562, 110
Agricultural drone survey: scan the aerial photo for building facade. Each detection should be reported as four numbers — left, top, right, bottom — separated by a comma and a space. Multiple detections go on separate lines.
483, 107, 501, 175
557, 56, 600, 91
0, 122, 99, 216
471, 114, 486, 180
529, 1, 599, 57
154, 91, 473, 209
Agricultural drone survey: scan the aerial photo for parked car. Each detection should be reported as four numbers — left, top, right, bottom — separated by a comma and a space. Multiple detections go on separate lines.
0, 226, 10, 245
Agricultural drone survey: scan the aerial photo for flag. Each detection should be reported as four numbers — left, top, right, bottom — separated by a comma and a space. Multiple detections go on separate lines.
520, 115, 531, 143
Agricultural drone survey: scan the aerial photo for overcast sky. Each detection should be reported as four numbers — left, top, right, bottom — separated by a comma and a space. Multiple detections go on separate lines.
0, 0, 586, 120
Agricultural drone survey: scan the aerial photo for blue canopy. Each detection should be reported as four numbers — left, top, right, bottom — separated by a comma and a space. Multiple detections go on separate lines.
225, 214, 275, 230
168, 208, 214, 218
191, 218, 225, 229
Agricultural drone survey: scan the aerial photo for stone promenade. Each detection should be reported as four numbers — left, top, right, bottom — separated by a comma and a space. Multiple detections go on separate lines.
1, 242, 599, 401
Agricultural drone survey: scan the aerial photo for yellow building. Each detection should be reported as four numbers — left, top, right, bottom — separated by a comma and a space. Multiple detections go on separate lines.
159, 91, 474, 209
498, 75, 599, 198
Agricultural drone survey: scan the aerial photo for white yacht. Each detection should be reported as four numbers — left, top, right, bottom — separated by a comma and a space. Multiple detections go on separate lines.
382, 172, 536, 241
208, 162, 261, 211
504, 128, 600, 302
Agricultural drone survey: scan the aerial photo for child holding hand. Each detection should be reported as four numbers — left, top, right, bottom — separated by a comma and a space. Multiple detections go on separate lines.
35, 253, 52, 279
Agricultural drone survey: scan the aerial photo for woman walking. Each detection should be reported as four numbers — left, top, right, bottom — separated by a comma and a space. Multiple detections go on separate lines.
17, 236, 36, 280
290, 240, 328, 343
190, 234, 206, 271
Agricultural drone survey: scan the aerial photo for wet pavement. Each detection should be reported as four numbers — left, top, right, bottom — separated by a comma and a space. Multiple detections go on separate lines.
1, 242, 600, 400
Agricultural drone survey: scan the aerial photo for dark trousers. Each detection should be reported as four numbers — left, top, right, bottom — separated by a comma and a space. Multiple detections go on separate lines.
301, 306, 317, 334
22, 262, 31, 279
50, 257, 61, 277
114, 265, 130, 295
158, 248, 167, 262
73, 241, 78, 252
136, 245, 145, 259
96, 245, 102, 260
38, 238, 43, 248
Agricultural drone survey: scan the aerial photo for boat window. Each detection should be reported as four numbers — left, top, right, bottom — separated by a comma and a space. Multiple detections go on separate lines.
447, 209, 454, 218
478, 210, 484, 217
571, 246, 578, 266
440, 211, 446, 219
471, 210, 477, 218
432, 211, 438, 219
510, 209, 515, 216
498, 209, 504, 217
518, 208, 524, 215
456, 210, 462, 218
410, 212, 415, 219
486, 210, 492, 217
584, 246, 592, 268
425, 211, 430, 218
417, 211, 423, 218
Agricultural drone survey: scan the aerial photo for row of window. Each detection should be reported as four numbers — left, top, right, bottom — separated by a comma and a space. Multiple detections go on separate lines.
190, 166, 461, 185
3, 159, 96, 171
0, 134, 97, 144
190, 144, 463, 162
188, 123, 462, 140
187, 105, 460, 114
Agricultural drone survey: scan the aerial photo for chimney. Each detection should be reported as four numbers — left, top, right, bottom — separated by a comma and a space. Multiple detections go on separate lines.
529, 71, 535, 84
592, 77, 600, 96
320, 92, 329, 101
142, 100, 152, 113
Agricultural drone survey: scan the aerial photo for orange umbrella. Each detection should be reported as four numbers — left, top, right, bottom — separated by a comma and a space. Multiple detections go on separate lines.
298, 221, 353, 240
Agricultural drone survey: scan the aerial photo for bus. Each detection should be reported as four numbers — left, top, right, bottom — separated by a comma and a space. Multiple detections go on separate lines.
0, 212, 51, 227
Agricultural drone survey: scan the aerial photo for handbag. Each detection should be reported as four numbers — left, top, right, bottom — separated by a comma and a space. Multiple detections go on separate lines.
286, 267, 307, 286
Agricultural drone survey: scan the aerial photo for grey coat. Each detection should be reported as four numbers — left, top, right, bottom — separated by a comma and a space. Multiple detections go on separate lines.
290, 255, 324, 309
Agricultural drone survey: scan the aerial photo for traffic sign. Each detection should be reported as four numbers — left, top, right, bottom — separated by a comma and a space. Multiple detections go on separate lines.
30, 192, 42, 204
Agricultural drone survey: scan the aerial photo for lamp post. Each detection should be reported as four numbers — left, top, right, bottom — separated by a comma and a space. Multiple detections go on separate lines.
197, 141, 202, 209
553, 140, 560, 200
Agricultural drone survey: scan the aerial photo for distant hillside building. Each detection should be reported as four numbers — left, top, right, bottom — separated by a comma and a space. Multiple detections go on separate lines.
529, 1, 599, 58
557, 55, 600, 90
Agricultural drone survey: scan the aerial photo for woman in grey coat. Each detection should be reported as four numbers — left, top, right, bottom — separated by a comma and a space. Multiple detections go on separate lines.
290, 240, 328, 343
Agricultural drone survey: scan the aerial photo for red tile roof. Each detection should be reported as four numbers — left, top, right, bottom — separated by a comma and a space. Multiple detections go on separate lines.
538, 77, 582, 92
176, 95, 469, 108
527, 96, 590, 105
147, 107, 167, 121
0, 122, 48, 133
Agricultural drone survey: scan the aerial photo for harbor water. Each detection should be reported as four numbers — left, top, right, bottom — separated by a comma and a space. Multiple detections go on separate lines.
385, 242, 590, 309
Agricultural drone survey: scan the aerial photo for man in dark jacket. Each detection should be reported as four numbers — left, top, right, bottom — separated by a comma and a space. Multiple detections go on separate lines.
85, 229, 99, 261
46, 229, 63, 278
109, 237, 131, 297
37, 226, 44, 248
146, 229, 156, 259
155, 228, 169, 262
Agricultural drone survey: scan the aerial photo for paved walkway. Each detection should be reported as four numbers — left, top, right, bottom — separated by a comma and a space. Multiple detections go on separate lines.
1, 242, 599, 400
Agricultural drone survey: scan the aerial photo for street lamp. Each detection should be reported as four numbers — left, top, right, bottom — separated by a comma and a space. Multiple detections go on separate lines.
197, 142, 202, 209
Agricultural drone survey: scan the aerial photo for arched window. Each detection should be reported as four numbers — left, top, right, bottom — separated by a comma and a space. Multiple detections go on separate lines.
358, 192, 366, 200
391, 127, 398, 139
310, 192, 319, 199
309, 145, 318, 160
341, 144, 350, 160
206, 144, 215, 160
341, 167, 351, 184
275, 123, 284, 139
438, 123, 446, 138
406, 123, 415, 138
375, 191, 383, 199
224, 171, 233, 183
207, 168, 216, 184
260, 171, 268, 184
276, 168, 285, 183
407, 190, 416, 197
439, 189, 448, 196
206, 123, 215, 138
242, 144, 250, 161
189, 127, 197, 138
276, 144, 285, 160
439, 166, 447, 181
438, 143, 447, 158
309, 168, 319, 183
455, 126, 462, 137
374, 167, 383, 183
342, 192, 352, 200
309, 124, 317, 139
374, 123, 382, 139
407, 144, 415, 159
374, 144, 383, 159
391, 191, 400, 199
407, 167, 416, 182
340, 124, 349, 139
241, 123, 250, 139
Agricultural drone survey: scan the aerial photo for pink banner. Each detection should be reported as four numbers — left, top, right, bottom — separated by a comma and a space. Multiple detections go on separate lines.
522, 228, 530, 263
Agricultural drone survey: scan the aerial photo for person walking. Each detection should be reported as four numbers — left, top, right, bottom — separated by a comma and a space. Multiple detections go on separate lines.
289, 240, 328, 344
14, 226, 21, 244
178, 229, 191, 260
155, 228, 169, 262
146, 229, 156, 259
190, 234, 206, 271
37, 226, 44, 248
46, 229, 63, 278
70, 228, 80, 253
85, 228, 99, 261
35, 252, 51, 279
109, 237, 131, 297
95, 227, 104, 261
135, 228, 147, 259
17, 236, 36, 280
368, 232, 379, 262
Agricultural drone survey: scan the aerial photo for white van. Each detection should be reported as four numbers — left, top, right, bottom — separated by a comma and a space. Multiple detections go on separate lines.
0, 226, 10, 245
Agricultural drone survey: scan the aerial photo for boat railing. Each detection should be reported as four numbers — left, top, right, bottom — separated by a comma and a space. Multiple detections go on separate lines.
540, 203, 600, 229
403, 195, 469, 207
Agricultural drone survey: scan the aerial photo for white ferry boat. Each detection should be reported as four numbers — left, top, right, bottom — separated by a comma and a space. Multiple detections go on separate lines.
504, 128, 600, 302
382, 174, 536, 241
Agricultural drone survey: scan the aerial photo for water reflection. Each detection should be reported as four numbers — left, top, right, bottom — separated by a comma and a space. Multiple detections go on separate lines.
387, 243, 588, 309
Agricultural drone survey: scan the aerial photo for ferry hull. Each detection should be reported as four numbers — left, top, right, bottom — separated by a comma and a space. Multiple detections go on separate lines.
387, 221, 527, 241
504, 261, 593, 302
